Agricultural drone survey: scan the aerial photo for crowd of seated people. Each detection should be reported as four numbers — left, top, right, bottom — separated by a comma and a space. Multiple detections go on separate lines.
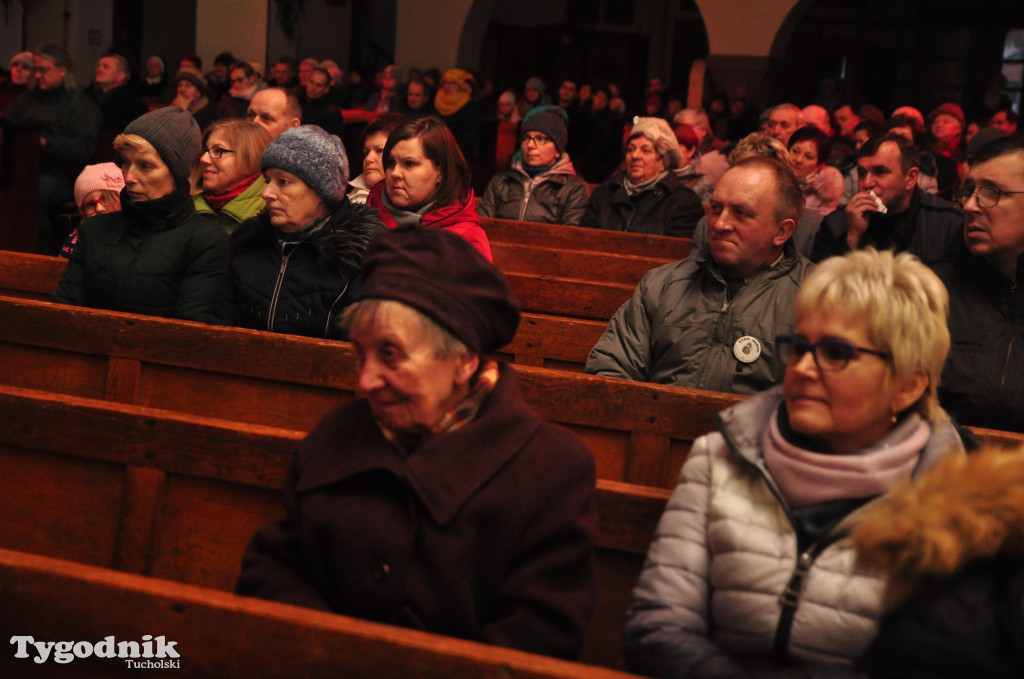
3, 45, 1024, 676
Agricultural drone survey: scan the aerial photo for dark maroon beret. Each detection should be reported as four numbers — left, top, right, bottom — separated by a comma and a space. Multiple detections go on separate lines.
356, 227, 521, 354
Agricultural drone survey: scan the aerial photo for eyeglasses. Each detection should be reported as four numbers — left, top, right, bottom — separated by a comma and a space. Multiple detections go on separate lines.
202, 146, 235, 159
522, 134, 552, 147
81, 192, 119, 217
776, 334, 891, 372
954, 183, 1024, 209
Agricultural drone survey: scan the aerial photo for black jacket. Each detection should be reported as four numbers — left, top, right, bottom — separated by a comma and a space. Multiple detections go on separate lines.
217, 199, 384, 338
934, 252, 1024, 433
581, 171, 703, 238
811, 188, 964, 264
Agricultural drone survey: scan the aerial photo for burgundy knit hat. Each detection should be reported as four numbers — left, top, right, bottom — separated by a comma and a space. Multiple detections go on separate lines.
356, 227, 521, 354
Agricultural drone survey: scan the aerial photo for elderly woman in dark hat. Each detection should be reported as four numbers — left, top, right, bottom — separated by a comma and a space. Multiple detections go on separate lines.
215, 124, 384, 338
169, 66, 216, 130
478, 105, 589, 225
51, 107, 229, 321
236, 227, 598, 660
581, 116, 704, 238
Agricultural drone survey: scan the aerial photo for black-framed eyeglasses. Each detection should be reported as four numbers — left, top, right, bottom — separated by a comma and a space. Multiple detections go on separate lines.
776, 334, 891, 372
954, 183, 1024, 209
522, 134, 552, 147
202, 146, 235, 159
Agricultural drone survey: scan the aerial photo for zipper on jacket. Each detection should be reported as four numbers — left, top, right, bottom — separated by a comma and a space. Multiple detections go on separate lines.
772, 539, 836, 665
323, 280, 350, 337
517, 179, 536, 221
267, 249, 292, 331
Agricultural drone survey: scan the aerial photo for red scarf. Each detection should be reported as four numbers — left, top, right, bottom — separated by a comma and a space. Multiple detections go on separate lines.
204, 173, 260, 211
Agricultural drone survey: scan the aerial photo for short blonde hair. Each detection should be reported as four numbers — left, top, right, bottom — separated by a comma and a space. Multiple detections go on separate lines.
728, 132, 793, 168
112, 133, 157, 156
340, 299, 469, 359
794, 249, 950, 421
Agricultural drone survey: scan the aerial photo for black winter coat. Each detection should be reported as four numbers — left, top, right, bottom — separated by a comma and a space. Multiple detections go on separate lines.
216, 199, 384, 338
235, 364, 598, 660
934, 252, 1024, 433
50, 187, 229, 321
580, 171, 703, 238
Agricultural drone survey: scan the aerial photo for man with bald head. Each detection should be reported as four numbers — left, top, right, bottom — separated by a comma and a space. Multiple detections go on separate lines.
800, 105, 833, 137
247, 87, 302, 139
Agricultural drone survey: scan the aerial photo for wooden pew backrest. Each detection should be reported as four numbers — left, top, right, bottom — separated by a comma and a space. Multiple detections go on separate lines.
481, 216, 692, 260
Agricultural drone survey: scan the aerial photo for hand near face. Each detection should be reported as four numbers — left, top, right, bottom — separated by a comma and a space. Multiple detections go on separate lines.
843, 191, 883, 248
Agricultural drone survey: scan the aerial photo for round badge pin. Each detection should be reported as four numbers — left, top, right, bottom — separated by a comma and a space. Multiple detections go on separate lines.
733, 335, 761, 363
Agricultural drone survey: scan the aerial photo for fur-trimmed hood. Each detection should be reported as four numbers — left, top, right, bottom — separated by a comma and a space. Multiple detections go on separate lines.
853, 443, 1024, 606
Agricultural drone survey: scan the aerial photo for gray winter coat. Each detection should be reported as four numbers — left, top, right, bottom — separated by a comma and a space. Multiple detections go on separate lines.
478, 153, 589, 225
585, 245, 812, 395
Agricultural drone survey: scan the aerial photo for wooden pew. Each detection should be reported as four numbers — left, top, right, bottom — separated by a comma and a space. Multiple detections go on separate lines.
492, 240, 670, 286
481, 216, 692, 261
0, 384, 667, 673
0, 548, 639, 678
0, 249, 634, 322
0, 295, 736, 488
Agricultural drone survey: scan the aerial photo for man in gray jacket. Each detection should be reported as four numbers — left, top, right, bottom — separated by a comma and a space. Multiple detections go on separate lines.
585, 156, 813, 396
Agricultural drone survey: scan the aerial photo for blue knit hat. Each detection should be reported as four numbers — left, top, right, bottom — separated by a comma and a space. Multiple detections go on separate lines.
261, 125, 349, 207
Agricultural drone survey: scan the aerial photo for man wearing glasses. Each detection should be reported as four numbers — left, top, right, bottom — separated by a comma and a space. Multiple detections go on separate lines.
935, 135, 1024, 434
811, 133, 964, 265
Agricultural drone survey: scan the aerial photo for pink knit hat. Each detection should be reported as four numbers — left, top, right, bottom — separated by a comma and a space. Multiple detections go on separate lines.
74, 162, 125, 209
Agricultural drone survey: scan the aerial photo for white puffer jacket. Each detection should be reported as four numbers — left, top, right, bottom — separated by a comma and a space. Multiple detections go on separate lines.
623, 386, 966, 679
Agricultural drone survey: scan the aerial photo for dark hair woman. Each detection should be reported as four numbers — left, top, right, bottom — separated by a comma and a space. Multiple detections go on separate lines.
788, 124, 845, 217
367, 116, 491, 261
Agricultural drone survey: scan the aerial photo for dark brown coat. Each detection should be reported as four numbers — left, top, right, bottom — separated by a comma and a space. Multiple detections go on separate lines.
235, 364, 598, 660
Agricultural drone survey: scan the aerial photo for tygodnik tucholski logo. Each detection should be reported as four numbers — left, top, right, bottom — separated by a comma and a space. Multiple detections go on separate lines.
10, 635, 181, 668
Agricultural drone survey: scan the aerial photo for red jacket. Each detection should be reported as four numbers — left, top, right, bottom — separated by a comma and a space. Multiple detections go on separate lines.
368, 183, 492, 261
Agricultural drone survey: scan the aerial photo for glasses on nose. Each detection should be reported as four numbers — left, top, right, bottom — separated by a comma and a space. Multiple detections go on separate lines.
81, 193, 117, 216
776, 334, 891, 372
202, 146, 235, 160
522, 134, 552, 147
954, 183, 1024, 209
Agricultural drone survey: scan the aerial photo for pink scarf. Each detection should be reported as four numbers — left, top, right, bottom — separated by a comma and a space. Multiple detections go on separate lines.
762, 411, 930, 509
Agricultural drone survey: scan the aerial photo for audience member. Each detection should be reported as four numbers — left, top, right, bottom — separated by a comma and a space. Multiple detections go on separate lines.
398, 78, 434, 118
368, 116, 491, 260
235, 225, 597, 659
169, 66, 216, 131
928, 102, 966, 195
935, 134, 1024, 433
800, 104, 834, 136
579, 85, 625, 182
767, 102, 803, 146
581, 117, 703, 237
671, 121, 713, 202
135, 54, 167, 100
623, 248, 966, 678
789, 124, 845, 216
834, 103, 861, 141
2, 44, 102, 255
812, 133, 964, 265
86, 52, 149, 131
512, 76, 550, 122
206, 51, 235, 102
297, 57, 318, 90
61, 161, 124, 258
215, 125, 383, 337
50, 107, 229, 321
496, 89, 516, 122
673, 107, 730, 186
300, 65, 344, 138
347, 112, 408, 204
855, 444, 1024, 678
218, 61, 261, 119
246, 87, 302, 139
989, 108, 1018, 135
193, 119, 272, 234
433, 69, 482, 160
268, 56, 298, 89
585, 157, 811, 394
365, 64, 403, 113
0, 51, 33, 113
479, 106, 588, 225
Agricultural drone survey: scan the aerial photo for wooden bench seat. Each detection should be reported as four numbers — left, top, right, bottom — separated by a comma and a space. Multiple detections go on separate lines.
0, 384, 666, 672
481, 216, 692, 261
492, 240, 670, 286
0, 547, 639, 678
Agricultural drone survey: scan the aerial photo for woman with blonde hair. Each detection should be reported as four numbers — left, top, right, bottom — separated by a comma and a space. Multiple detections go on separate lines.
51, 107, 229, 321
625, 249, 971, 678
193, 119, 272, 234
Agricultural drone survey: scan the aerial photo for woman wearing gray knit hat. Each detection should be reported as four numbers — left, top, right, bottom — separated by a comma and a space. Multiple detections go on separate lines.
478, 105, 589, 225
581, 116, 704, 238
51, 106, 230, 322
214, 124, 385, 338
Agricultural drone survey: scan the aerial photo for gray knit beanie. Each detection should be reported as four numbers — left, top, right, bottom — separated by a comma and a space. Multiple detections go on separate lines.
123, 107, 202, 185
261, 125, 349, 207
521, 106, 569, 154
629, 116, 682, 170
